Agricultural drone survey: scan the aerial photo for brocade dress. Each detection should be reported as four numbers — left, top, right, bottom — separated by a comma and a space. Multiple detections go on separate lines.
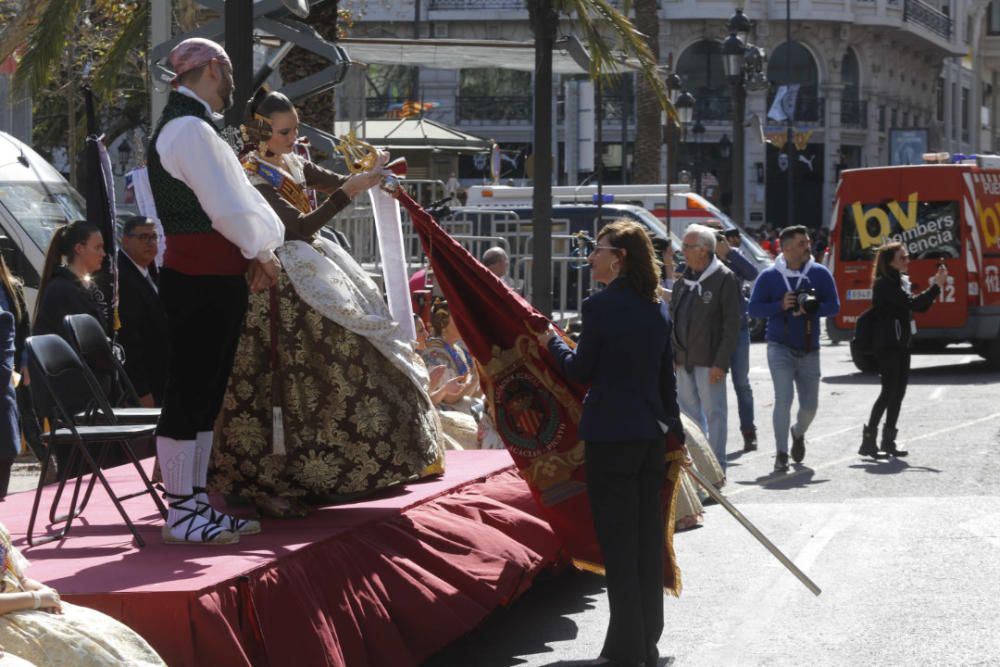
210, 152, 444, 503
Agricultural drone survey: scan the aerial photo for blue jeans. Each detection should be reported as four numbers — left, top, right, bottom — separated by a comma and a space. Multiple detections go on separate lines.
729, 325, 755, 434
766, 342, 821, 454
676, 366, 729, 471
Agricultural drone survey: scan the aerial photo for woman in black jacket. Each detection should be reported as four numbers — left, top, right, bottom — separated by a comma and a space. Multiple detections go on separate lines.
32, 220, 107, 338
860, 242, 947, 458
0, 252, 33, 498
540, 220, 683, 667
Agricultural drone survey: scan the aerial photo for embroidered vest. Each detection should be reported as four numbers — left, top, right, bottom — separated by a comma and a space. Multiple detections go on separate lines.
146, 92, 216, 236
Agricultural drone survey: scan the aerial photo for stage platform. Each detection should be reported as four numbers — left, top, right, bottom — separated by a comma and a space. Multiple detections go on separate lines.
2, 450, 564, 666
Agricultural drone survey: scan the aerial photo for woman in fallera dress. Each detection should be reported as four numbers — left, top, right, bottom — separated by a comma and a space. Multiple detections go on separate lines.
0, 524, 164, 666
210, 91, 443, 518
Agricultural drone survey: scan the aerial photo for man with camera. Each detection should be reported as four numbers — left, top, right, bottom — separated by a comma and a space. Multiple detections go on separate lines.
748, 225, 840, 472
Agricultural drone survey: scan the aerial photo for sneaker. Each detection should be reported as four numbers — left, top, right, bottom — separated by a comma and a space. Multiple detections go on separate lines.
774, 452, 789, 472
791, 431, 806, 463
742, 430, 758, 452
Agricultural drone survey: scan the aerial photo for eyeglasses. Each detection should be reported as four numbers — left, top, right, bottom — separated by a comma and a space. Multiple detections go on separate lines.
682, 242, 703, 250
126, 233, 158, 243
591, 245, 618, 252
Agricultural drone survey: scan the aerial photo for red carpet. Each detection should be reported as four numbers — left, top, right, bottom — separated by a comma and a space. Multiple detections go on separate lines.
1, 450, 564, 666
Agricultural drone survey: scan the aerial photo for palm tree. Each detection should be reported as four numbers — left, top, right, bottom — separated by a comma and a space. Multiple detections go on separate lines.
631, 0, 660, 184
527, 0, 671, 317
9, 0, 148, 184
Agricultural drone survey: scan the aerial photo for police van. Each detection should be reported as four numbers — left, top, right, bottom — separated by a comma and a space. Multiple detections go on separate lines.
0, 131, 87, 311
826, 155, 1000, 369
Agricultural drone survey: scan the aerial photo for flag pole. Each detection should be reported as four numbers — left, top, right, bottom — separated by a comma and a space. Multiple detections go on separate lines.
684, 463, 822, 596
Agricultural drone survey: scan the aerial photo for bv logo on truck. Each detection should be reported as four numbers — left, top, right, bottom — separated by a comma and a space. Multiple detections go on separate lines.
974, 199, 1000, 250
849, 193, 958, 256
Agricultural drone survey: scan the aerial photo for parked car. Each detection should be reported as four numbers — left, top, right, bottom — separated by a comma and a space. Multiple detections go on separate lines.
0, 131, 87, 311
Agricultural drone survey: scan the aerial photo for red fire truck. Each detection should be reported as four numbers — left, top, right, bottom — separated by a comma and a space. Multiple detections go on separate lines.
826, 157, 1000, 370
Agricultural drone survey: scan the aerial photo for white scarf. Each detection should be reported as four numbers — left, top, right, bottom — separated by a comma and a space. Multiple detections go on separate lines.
775, 254, 814, 292
683, 256, 722, 295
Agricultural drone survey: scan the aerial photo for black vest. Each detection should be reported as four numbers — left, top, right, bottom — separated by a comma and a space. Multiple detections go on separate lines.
146, 92, 217, 236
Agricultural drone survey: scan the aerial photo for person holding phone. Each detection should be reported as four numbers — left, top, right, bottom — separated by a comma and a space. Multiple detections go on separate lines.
859, 243, 948, 458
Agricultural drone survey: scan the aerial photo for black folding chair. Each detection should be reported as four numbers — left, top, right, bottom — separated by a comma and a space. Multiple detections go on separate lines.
63, 314, 160, 425
25, 335, 167, 547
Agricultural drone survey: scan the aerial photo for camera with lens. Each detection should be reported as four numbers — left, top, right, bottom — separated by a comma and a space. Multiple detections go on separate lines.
794, 288, 819, 315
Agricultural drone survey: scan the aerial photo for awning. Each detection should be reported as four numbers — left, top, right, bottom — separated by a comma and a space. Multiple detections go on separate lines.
340, 36, 593, 75
331, 118, 493, 154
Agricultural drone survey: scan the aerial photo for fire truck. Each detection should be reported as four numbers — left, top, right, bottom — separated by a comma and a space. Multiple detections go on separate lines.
826, 156, 1000, 369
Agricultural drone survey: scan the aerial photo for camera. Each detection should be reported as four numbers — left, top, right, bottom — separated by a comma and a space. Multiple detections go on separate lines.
794, 288, 819, 315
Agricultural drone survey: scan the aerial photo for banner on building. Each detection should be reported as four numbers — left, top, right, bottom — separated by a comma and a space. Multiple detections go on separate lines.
768, 84, 800, 123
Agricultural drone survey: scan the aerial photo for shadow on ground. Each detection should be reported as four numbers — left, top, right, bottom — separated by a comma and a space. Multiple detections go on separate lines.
733, 465, 830, 492
423, 570, 606, 667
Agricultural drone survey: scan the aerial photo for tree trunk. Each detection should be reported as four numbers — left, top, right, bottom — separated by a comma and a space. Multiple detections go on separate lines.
632, 0, 660, 184
527, 0, 557, 318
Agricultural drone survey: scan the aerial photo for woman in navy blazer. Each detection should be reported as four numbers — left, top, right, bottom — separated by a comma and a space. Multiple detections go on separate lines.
541, 220, 683, 667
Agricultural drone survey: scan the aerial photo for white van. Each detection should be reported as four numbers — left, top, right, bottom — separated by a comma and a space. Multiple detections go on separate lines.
0, 132, 86, 311
464, 183, 773, 272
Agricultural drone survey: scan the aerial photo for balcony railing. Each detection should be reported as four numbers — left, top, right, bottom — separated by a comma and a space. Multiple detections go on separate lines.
457, 95, 532, 123
765, 95, 825, 124
841, 99, 868, 128
903, 0, 952, 39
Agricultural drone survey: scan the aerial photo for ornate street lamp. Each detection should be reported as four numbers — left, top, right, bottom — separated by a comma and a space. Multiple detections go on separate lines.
675, 90, 695, 125
728, 8, 751, 44
664, 81, 695, 236
719, 134, 732, 160
721, 7, 766, 226
116, 139, 132, 176
722, 32, 746, 80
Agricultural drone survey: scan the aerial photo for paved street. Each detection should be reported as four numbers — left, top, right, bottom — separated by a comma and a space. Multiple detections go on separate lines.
426, 335, 1000, 667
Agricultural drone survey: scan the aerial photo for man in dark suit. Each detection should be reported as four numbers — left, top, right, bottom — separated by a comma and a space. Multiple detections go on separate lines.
118, 216, 168, 407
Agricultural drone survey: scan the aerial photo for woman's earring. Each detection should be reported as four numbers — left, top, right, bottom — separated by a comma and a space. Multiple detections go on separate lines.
262, 143, 275, 158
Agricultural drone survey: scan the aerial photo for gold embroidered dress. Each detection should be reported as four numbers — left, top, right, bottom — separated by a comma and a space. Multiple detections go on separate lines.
0, 524, 164, 666
211, 152, 443, 503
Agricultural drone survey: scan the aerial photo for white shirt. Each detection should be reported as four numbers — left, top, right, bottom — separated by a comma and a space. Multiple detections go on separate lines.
155, 87, 284, 262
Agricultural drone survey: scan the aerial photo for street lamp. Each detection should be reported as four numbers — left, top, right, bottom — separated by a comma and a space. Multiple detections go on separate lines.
692, 119, 706, 196
116, 139, 132, 176
719, 134, 732, 160
664, 83, 694, 239
729, 7, 751, 43
722, 7, 767, 226
663, 72, 695, 237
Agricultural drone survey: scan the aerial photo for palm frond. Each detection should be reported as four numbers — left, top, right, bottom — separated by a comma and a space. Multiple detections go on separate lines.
558, 0, 676, 122
92, 2, 149, 97
12, 0, 82, 96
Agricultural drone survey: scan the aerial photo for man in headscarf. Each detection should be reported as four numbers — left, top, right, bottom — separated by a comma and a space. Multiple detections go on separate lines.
146, 38, 284, 545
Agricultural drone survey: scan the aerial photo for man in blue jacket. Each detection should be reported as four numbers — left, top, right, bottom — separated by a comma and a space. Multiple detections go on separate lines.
748, 225, 840, 471
719, 227, 760, 452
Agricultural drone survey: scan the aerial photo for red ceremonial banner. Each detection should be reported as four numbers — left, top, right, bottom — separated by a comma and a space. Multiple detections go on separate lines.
400, 191, 684, 595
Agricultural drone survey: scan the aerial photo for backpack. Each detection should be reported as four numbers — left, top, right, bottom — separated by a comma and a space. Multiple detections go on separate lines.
850, 307, 878, 373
